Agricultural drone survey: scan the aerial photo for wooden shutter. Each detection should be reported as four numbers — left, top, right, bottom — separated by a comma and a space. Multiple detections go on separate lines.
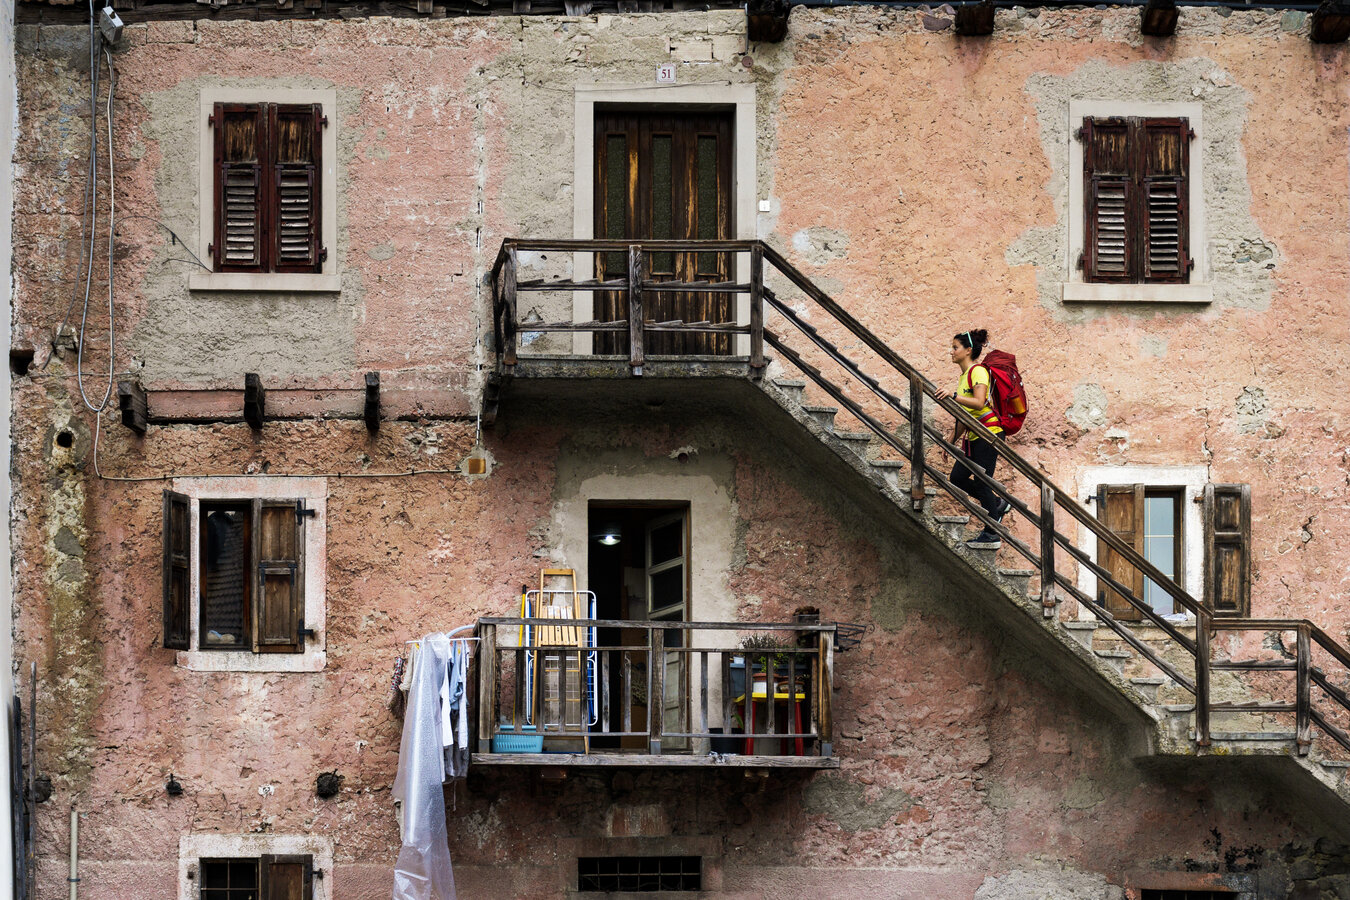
162, 490, 191, 650
270, 104, 324, 273
261, 854, 314, 900
1139, 118, 1191, 283
1081, 117, 1133, 283
1081, 116, 1192, 284
253, 500, 305, 653
1097, 484, 1145, 622
1204, 483, 1251, 617
212, 103, 267, 273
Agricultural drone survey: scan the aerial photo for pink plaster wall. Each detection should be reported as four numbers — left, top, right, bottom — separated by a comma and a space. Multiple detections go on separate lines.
10, 6, 1350, 897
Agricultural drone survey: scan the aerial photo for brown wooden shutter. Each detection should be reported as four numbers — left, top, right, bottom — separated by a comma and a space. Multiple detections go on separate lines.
213, 103, 268, 273
261, 854, 314, 900
1097, 484, 1145, 622
1204, 483, 1251, 617
270, 104, 324, 274
252, 500, 305, 653
162, 490, 191, 650
1139, 118, 1191, 283
1081, 117, 1133, 283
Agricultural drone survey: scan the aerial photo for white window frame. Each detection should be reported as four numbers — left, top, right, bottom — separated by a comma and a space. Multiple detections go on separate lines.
178, 833, 333, 900
1076, 465, 1206, 622
172, 476, 326, 672
1064, 100, 1211, 304
190, 86, 340, 293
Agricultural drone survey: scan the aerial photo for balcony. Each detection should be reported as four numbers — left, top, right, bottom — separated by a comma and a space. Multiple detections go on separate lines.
472, 618, 839, 769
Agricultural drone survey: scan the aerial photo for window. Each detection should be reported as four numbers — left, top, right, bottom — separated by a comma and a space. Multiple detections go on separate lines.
1097, 485, 1183, 618
180, 835, 331, 900
1086, 473, 1251, 621
200, 855, 313, 900
211, 103, 324, 274
1140, 890, 1236, 900
1064, 101, 1209, 304
1079, 116, 1192, 284
162, 478, 326, 672
577, 856, 702, 892
192, 88, 338, 292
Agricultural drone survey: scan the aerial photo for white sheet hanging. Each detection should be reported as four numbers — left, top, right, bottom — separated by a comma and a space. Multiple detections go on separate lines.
391, 634, 458, 900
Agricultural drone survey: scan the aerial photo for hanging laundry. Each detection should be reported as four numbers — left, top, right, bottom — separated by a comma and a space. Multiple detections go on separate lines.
442, 641, 471, 781
391, 634, 458, 900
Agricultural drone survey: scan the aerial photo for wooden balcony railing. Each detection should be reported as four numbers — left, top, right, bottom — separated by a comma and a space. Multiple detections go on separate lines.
474, 618, 836, 763
488, 238, 1350, 759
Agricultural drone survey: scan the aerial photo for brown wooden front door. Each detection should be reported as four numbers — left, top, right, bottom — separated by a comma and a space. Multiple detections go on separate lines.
594, 109, 735, 355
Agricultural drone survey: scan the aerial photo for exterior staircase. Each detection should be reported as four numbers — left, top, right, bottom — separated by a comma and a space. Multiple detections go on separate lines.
485, 237, 1350, 811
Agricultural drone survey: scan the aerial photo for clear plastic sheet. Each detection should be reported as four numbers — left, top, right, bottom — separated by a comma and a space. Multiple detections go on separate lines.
391, 634, 458, 900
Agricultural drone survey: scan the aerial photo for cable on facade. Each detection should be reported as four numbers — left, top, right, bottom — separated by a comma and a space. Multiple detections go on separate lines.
74, 44, 117, 415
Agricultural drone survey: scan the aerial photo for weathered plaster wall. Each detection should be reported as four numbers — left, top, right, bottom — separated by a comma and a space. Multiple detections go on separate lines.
10, 4, 1350, 898
13, 396, 1350, 897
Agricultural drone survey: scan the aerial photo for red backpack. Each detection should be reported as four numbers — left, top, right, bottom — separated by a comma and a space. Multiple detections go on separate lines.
978, 350, 1028, 436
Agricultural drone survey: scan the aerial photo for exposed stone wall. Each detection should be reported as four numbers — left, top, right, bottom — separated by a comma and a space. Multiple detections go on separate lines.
10, 5, 1350, 897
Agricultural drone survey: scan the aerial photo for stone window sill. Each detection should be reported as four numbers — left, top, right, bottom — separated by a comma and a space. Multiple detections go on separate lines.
189, 272, 342, 293
1061, 282, 1213, 304
177, 649, 326, 672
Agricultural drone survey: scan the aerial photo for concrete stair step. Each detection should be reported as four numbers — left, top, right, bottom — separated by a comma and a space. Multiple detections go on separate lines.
1058, 620, 1101, 647
997, 567, 1033, 596
1129, 676, 1167, 704
800, 404, 839, 431
933, 514, 969, 541
834, 431, 874, 444
1093, 648, 1133, 672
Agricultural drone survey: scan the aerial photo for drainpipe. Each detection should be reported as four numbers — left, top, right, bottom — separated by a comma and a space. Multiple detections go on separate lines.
69, 806, 79, 900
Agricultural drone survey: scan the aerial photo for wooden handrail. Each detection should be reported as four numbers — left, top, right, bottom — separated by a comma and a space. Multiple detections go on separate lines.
488, 237, 1350, 758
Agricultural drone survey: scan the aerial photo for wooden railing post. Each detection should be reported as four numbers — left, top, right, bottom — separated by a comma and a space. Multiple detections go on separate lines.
818, 630, 834, 757
477, 624, 497, 753
1297, 623, 1312, 755
503, 247, 519, 371
1195, 617, 1211, 747
909, 374, 925, 511
1040, 483, 1056, 618
648, 627, 664, 755
749, 243, 765, 376
628, 244, 645, 376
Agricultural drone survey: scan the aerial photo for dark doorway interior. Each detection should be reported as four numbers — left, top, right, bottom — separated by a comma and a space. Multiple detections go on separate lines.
587, 502, 689, 750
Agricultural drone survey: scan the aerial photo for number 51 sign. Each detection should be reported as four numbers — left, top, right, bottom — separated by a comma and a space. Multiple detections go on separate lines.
656, 63, 676, 84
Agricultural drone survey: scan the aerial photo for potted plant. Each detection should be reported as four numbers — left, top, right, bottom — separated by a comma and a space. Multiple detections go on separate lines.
740, 634, 791, 695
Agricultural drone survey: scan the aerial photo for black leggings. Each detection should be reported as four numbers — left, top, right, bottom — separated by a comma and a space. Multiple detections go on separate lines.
950, 436, 1001, 517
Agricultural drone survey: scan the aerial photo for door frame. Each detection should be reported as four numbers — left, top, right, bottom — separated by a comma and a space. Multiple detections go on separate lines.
572, 84, 757, 356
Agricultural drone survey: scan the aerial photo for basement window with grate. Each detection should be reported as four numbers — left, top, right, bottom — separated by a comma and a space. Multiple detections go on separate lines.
577, 856, 702, 892
199, 855, 314, 900
1140, 890, 1237, 900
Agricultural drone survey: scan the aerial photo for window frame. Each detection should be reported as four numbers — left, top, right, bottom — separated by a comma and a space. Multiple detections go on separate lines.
1065, 101, 1211, 304
1076, 465, 1208, 623
192, 87, 340, 293
179, 834, 332, 900
170, 476, 326, 673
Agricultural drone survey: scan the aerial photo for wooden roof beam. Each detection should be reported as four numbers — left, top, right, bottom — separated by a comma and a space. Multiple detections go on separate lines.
1311, 0, 1350, 42
1140, 0, 1179, 37
953, 1, 995, 36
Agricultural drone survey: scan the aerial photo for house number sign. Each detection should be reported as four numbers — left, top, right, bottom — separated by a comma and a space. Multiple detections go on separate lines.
656, 64, 677, 84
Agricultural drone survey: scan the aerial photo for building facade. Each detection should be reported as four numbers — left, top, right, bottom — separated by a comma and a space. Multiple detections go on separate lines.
9, 0, 1350, 897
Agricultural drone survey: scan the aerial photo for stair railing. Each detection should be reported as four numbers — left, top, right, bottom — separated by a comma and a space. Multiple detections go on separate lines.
488, 238, 1350, 757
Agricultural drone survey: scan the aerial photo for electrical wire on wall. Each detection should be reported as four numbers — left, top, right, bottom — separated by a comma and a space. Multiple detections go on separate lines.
55, 0, 119, 415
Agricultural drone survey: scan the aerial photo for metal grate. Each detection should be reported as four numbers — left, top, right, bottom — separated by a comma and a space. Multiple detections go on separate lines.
577, 856, 702, 892
1141, 891, 1237, 900
199, 858, 259, 900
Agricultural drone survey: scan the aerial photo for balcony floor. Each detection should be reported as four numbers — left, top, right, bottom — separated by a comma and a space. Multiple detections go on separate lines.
472, 752, 839, 769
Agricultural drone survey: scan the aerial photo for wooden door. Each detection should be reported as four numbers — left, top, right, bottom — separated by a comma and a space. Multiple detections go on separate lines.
594, 110, 735, 355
